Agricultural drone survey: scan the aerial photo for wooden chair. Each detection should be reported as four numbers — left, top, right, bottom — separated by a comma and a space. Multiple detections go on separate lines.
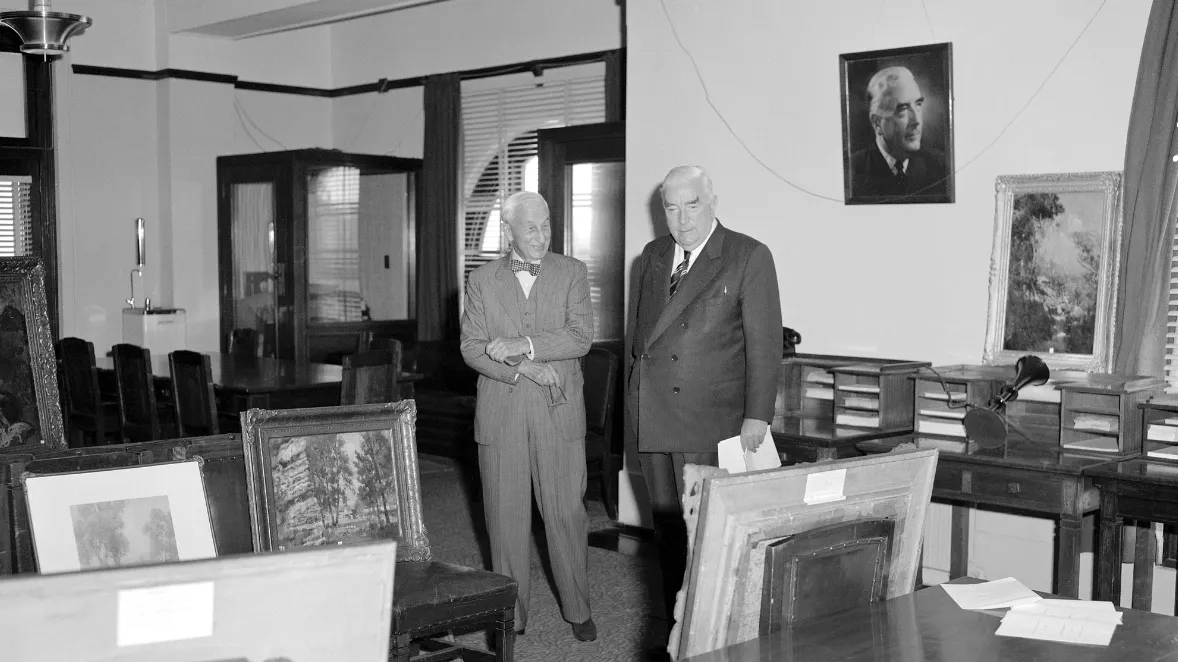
583, 347, 619, 520
229, 327, 258, 358
112, 344, 163, 442
169, 350, 219, 436
341, 350, 400, 406
55, 338, 120, 447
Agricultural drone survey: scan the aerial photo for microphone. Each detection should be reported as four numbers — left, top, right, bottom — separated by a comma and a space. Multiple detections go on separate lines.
962, 355, 1050, 448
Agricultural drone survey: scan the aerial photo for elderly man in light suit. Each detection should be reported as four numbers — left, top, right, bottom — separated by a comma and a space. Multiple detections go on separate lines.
628, 166, 783, 640
460, 191, 597, 642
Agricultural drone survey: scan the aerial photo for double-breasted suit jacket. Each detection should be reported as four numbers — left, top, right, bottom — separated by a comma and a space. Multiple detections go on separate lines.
627, 222, 783, 454
460, 252, 593, 444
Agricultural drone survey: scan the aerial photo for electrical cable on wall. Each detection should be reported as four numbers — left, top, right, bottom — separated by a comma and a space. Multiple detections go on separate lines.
233, 95, 288, 151
658, 0, 1109, 204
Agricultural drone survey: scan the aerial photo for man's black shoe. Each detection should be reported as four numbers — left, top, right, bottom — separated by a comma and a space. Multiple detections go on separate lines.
571, 618, 597, 642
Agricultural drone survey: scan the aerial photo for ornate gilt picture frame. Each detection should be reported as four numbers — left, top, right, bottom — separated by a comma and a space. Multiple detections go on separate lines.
983, 172, 1123, 372
0, 258, 64, 448
241, 400, 429, 561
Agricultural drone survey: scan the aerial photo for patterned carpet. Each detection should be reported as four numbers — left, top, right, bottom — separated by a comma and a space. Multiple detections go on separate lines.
417, 453, 669, 661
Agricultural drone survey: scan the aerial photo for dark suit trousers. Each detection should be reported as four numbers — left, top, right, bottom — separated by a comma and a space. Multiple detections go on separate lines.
639, 450, 719, 620
477, 392, 591, 631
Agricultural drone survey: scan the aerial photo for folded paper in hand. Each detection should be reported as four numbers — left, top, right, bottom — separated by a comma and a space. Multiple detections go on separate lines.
717, 429, 781, 474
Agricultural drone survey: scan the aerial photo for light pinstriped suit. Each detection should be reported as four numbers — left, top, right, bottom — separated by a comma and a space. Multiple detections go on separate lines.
460, 251, 594, 631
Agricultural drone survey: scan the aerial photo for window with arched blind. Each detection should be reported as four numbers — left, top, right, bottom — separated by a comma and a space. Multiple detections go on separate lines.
460, 71, 605, 282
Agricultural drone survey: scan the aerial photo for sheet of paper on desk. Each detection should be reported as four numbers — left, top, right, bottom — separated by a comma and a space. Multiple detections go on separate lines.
1011, 601, 1122, 624
995, 611, 1117, 646
940, 577, 1041, 610
717, 430, 780, 474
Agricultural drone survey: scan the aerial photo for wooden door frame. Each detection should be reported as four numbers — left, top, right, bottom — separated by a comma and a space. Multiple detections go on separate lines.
537, 122, 624, 255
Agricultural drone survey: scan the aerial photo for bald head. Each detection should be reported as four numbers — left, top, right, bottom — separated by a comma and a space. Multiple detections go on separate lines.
661, 165, 718, 252
865, 66, 925, 157
502, 191, 551, 261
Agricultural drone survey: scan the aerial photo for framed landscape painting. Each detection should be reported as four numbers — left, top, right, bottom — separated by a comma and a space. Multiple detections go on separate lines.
0, 258, 64, 448
983, 172, 1123, 372
241, 400, 430, 561
24, 460, 217, 574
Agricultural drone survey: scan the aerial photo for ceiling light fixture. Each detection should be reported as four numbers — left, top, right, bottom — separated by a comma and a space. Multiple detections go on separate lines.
0, 0, 91, 57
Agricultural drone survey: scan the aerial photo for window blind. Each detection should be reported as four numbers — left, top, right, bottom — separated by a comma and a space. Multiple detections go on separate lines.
461, 73, 605, 281
1166, 225, 1178, 390
0, 176, 32, 257
307, 166, 361, 323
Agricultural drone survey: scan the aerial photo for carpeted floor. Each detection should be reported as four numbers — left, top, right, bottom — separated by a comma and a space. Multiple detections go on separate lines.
416, 453, 670, 661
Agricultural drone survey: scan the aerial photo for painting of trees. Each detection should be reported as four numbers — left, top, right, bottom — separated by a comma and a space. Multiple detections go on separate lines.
353, 430, 399, 537
143, 507, 178, 562
1003, 191, 1101, 356
71, 500, 130, 569
304, 435, 353, 528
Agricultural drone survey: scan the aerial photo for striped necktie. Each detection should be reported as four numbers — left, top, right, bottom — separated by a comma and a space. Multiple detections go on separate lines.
669, 250, 691, 297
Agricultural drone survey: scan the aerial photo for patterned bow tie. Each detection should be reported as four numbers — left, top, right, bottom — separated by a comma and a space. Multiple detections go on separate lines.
510, 259, 541, 276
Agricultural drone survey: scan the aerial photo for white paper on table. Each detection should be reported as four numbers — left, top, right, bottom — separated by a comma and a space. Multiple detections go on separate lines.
995, 610, 1117, 646
940, 577, 1041, 610
117, 581, 215, 647
717, 429, 780, 474
1011, 602, 1122, 624
1034, 598, 1116, 611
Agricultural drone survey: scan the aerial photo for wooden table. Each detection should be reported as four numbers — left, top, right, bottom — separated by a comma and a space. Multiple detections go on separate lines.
859, 435, 1125, 598
97, 353, 345, 413
772, 414, 908, 462
1088, 457, 1178, 612
682, 578, 1178, 661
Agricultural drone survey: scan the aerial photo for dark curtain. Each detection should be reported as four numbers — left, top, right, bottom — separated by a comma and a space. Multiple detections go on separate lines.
1113, 0, 1178, 376
417, 74, 462, 343
604, 49, 626, 123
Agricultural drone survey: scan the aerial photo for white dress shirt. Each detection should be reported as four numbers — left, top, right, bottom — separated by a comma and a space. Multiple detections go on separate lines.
673, 218, 719, 274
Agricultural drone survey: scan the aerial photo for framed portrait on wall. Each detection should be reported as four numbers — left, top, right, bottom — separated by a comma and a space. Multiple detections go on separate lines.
839, 42, 955, 205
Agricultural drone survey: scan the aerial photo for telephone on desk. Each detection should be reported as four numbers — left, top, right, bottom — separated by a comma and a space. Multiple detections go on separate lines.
783, 326, 802, 357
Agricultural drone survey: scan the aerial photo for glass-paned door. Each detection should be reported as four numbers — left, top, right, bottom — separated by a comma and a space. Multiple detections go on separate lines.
220, 165, 288, 359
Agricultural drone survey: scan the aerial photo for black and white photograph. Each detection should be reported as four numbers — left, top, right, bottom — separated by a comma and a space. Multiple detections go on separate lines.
839, 42, 955, 205
69, 495, 178, 569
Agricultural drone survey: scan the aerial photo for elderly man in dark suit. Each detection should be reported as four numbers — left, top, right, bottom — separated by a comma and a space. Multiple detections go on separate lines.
628, 165, 783, 635
849, 65, 948, 199
460, 191, 597, 642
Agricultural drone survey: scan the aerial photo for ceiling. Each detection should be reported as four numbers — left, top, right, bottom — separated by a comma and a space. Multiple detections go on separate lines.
168, 0, 453, 39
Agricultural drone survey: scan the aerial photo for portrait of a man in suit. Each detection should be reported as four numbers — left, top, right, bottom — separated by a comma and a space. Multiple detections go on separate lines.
840, 43, 954, 204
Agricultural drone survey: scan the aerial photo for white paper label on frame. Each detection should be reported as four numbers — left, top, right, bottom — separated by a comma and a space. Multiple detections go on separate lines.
803, 469, 847, 505
117, 581, 215, 647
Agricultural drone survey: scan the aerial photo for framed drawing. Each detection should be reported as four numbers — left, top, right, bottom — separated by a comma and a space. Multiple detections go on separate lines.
675, 449, 937, 659
839, 42, 954, 205
0, 541, 397, 662
24, 460, 217, 574
241, 400, 430, 561
983, 171, 1123, 372
0, 257, 64, 448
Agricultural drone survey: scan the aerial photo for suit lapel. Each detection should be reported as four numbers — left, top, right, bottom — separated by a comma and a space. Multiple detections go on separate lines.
491, 257, 526, 335
646, 224, 727, 345
530, 253, 559, 309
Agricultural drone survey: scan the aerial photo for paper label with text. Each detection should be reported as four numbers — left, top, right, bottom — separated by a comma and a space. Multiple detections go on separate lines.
803, 469, 847, 505
117, 581, 215, 647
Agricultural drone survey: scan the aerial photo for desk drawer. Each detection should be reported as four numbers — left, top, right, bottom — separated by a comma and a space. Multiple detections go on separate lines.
969, 469, 1065, 509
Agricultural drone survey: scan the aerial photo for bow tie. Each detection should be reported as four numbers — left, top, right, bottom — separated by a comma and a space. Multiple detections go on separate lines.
510, 259, 541, 276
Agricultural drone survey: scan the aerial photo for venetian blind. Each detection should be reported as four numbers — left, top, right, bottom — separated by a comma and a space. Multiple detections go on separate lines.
461, 73, 605, 282
1166, 223, 1178, 389
0, 176, 32, 257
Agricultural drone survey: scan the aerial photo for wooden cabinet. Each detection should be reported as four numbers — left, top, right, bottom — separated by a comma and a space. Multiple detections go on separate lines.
830, 361, 930, 430
217, 149, 421, 364
1056, 375, 1164, 455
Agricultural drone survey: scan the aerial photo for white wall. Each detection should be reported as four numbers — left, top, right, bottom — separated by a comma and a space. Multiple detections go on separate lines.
627, 0, 1152, 597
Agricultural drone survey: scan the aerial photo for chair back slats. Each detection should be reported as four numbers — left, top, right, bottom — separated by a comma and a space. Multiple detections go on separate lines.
112, 343, 161, 442
169, 350, 219, 437
56, 337, 114, 446
341, 350, 400, 406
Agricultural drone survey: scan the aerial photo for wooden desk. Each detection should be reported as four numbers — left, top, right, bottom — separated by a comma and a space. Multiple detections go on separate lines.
771, 414, 908, 462
859, 435, 1123, 598
681, 579, 1178, 661
1089, 458, 1178, 612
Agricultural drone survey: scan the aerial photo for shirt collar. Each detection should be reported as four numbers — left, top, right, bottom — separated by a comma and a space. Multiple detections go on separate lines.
875, 136, 908, 175
511, 250, 542, 265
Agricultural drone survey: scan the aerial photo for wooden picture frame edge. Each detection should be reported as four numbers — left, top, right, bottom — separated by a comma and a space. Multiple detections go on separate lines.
0, 257, 64, 449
